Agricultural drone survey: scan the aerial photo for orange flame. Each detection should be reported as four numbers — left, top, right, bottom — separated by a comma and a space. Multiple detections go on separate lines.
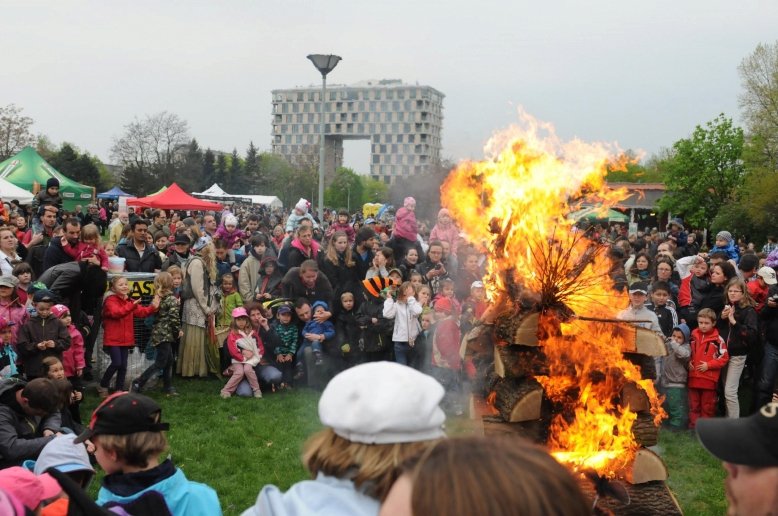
441, 110, 664, 477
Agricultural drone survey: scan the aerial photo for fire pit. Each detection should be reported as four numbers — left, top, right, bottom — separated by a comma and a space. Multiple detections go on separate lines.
442, 112, 683, 514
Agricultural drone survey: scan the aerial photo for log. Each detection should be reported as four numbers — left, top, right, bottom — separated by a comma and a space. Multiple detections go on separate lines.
578, 479, 682, 515
631, 413, 659, 447
620, 382, 651, 413
612, 323, 666, 357
481, 415, 549, 444
493, 378, 543, 422
624, 448, 668, 485
494, 310, 541, 346
623, 353, 657, 380
493, 344, 547, 379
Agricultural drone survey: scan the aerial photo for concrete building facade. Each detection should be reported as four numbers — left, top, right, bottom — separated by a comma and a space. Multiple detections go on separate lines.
271, 79, 444, 184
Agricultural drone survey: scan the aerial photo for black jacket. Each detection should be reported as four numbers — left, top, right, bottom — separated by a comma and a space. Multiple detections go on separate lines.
117, 242, 162, 273
281, 268, 334, 307
42, 237, 73, 271
0, 378, 60, 468
17, 314, 72, 378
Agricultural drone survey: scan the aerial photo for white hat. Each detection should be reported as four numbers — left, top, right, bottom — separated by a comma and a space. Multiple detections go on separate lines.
295, 198, 309, 214
758, 266, 777, 285
471, 280, 484, 289
319, 361, 446, 444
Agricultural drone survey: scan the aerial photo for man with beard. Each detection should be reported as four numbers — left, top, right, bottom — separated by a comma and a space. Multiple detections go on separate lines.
281, 260, 333, 319
697, 402, 778, 515
43, 218, 85, 270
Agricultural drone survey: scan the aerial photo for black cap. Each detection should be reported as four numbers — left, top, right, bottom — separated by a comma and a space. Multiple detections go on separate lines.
74, 392, 169, 444
46, 177, 60, 189
32, 289, 57, 304
696, 402, 778, 467
173, 232, 191, 245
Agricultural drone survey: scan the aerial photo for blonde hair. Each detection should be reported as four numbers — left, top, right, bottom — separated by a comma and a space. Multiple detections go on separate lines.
302, 428, 439, 501
154, 271, 173, 298
94, 431, 168, 468
324, 231, 355, 267
81, 223, 100, 242
198, 242, 218, 281
109, 275, 127, 292
166, 265, 183, 279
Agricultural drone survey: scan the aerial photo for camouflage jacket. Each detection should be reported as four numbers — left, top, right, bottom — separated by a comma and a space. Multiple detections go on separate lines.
151, 295, 180, 346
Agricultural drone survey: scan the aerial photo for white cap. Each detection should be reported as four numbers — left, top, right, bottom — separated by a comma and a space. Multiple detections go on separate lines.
758, 266, 777, 285
319, 361, 446, 444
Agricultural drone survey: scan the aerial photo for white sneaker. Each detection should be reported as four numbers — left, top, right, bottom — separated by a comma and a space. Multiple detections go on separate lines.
220, 392, 231, 399
253, 391, 263, 398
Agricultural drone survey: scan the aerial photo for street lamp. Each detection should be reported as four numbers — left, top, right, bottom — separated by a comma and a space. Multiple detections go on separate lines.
307, 53, 342, 222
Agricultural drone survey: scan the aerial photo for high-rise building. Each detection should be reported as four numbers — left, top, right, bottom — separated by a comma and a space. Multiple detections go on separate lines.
271, 79, 444, 184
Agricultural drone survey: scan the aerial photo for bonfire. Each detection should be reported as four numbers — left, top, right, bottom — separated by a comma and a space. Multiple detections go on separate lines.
441, 110, 669, 485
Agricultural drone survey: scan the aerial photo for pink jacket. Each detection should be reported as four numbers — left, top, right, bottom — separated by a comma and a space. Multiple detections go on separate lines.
325, 222, 356, 243
393, 207, 417, 242
62, 324, 85, 376
215, 226, 246, 248
0, 298, 27, 346
429, 212, 459, 254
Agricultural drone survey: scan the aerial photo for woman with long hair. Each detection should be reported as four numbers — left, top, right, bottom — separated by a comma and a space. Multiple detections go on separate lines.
0, 226, 21, 277
318, 231, 359, 309
178, 238, 221, 377
719, 277, 759, 418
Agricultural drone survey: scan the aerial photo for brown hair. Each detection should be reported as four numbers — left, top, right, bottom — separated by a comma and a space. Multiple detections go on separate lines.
396, 281, 415, 303
324, 231, 355, 268
397, 436, 590, 515
80, 223, 100, 242
302, 428, 438, 501
94, 431, 168, 468
697, 307, 717, 323
154, 271, 173, 298
725, 277, 757, 309
166, 264, 183, 279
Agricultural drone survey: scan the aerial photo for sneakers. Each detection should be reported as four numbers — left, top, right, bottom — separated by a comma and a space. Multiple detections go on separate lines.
314, 351, 323, 366
220, 391, 231, 399
130, 380, 142, 393
253, 390, 263, 398
163, 387, 179, 397
96, 386, 109, 399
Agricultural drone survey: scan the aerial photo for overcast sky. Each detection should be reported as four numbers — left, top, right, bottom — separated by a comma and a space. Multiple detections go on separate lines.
3, 0, 776, 175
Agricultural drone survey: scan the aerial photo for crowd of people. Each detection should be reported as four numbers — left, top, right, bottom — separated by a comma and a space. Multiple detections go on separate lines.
0, 178, 775, 514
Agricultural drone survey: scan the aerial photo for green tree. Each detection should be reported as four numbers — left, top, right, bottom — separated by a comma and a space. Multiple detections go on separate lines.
657, 114, 745, 229
738, 41, 778, 172
360, 177, 389, 205
48, 143, 105, 191
214, 154, 228, 186
324, 167, 364, 212
605, 150, 664, 183
244, 142, 263, 191
202, 149, 216, 187
179, 139, 204, 191
227, 148, 244, 192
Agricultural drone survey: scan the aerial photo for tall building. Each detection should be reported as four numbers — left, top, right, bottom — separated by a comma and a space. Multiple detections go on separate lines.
271, 79, 444, 184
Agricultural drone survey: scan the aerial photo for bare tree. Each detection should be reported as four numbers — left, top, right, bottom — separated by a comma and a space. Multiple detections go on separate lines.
0, 104, 36, 160
739, 41, 778, 171
111, 111, 190, 192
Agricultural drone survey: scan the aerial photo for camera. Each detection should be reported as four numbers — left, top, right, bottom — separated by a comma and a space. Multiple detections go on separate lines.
434, 263, 443, 270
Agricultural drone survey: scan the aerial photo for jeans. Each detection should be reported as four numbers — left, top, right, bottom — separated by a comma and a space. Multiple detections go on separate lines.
136, 342, 174, 391
757, 342, 778, 408
393, 341, 414, 366
101, 347, 129, 391
724, 355, 747, 418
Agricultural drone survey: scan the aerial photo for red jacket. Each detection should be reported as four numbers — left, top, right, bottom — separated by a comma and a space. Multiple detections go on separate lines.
688, 327, 729, 390
432, 317, 461, 370
62, 324, 85, 376
101, 294, 157, 347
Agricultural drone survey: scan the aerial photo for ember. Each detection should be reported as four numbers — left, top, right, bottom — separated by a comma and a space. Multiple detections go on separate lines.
442, 110, 666, 479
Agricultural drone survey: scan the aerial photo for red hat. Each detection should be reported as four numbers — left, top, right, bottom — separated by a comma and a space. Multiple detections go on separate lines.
51, 304, 70, 319
433, 297, 453, 314
0, 316, 15, 331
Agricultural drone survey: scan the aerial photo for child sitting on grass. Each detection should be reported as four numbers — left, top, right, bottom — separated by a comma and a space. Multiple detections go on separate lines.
301, 301, 336, 366
222, 307, 262, 399
272, 305, 299, 387
75, 392, 222, 515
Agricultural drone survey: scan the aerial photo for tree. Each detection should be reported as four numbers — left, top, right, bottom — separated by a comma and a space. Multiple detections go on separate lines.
48, 143, 104, 191
739, 41, 778, 172
244, 142, 263, 192
605, 150, 664, 183
360, 176, 389, 206
0, 104, 36, 160
227, 148, 244, 192
657, 114, 745, 229
324, 167, 364, 212
110, 111, 190, 195
202, 149, 216, 187
179, 139, 204, 191
214, 154, 228, 186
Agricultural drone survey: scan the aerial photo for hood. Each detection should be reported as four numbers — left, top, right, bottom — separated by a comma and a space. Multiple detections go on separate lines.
31, 434, 94, 476
673, 323, 691, 343
311, 300, 329, 313
0, 377, 26, 398
260, 256, 277, 268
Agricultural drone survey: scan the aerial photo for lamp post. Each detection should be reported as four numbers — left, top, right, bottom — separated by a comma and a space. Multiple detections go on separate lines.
307, 53, 342, 222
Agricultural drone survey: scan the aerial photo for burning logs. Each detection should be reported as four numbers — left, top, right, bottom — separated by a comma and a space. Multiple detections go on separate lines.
493, 378, 544, 423
623, 449, 668, 485
630, 413, 659, 447
493, 344, 547, 379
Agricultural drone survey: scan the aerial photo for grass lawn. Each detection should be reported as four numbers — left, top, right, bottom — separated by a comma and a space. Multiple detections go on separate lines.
82, 379, 727, 515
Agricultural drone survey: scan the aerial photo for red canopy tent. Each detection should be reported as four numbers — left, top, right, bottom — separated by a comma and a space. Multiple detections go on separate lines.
127, 183, 223, 211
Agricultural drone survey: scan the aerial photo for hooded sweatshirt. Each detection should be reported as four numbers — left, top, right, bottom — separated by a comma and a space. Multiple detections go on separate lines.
663, 324, 691, 387
429, 208, 459, 254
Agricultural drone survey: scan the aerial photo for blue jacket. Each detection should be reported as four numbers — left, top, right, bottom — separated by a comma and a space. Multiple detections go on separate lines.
709, 242, 739, 263
97, 460, 222, 516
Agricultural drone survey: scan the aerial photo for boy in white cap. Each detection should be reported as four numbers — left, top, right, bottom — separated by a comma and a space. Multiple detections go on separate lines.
242, 361, 446, 516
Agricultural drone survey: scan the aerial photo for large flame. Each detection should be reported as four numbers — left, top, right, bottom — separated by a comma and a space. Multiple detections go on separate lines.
442, 110, 664, 477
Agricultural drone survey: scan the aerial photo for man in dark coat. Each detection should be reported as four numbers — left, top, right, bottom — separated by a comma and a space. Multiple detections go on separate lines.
116, 219, 162, 273
43, 217, 82, 270
281, 260, 334, 311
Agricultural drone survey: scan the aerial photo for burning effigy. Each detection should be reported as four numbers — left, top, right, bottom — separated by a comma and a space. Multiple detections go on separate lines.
443, 111, 681, 514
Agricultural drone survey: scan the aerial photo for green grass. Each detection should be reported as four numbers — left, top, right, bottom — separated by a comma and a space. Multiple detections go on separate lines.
82, 380, 728, 515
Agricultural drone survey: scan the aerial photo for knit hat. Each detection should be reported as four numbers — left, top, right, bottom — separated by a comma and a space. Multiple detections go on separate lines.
26, 434, 94, 477
0, 467, 62, 511
295, 198, 309, 214
697, 401, 778, 467
50, 304, 70, 319
716, 231, 733, 243
438, 208, 450, 219
672, 323, 691, 343
46, 177, 60, 189
311, 300, 329, 313
471, 281, 484, 290
403, 197, 416, 209
74, 392, 169, 444
362, 276, 398, 298
224, 214, 238, 228
318, 361, 446, 444
231, 307, 248, 319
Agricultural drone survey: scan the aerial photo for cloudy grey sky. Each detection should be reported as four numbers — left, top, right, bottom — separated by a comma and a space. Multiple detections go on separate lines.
3, 0, 776, 175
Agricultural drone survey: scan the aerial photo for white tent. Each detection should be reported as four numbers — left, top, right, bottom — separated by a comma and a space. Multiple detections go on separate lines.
192, 183, 283, 209
0, 177, 34, 204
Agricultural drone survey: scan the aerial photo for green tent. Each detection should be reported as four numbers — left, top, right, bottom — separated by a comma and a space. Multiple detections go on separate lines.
0, 147, 95, 211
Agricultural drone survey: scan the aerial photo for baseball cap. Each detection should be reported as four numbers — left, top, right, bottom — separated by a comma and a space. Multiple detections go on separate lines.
277, 305, 292, 315
74, 392, 169, 444
628, 281, 649, 295
470, 281, 484, 289
50, 304, 70, 319
0, 276, 18, 289
696, 401, 778, 467
231, 307, 248, 319
0, 316, 15, 331
173, 232, 191, 245
32, 289, 57, 304
757, 266, 777, 285
319, 362, 445, 444
0, 467, 62, 511
26, 434, 94, 477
